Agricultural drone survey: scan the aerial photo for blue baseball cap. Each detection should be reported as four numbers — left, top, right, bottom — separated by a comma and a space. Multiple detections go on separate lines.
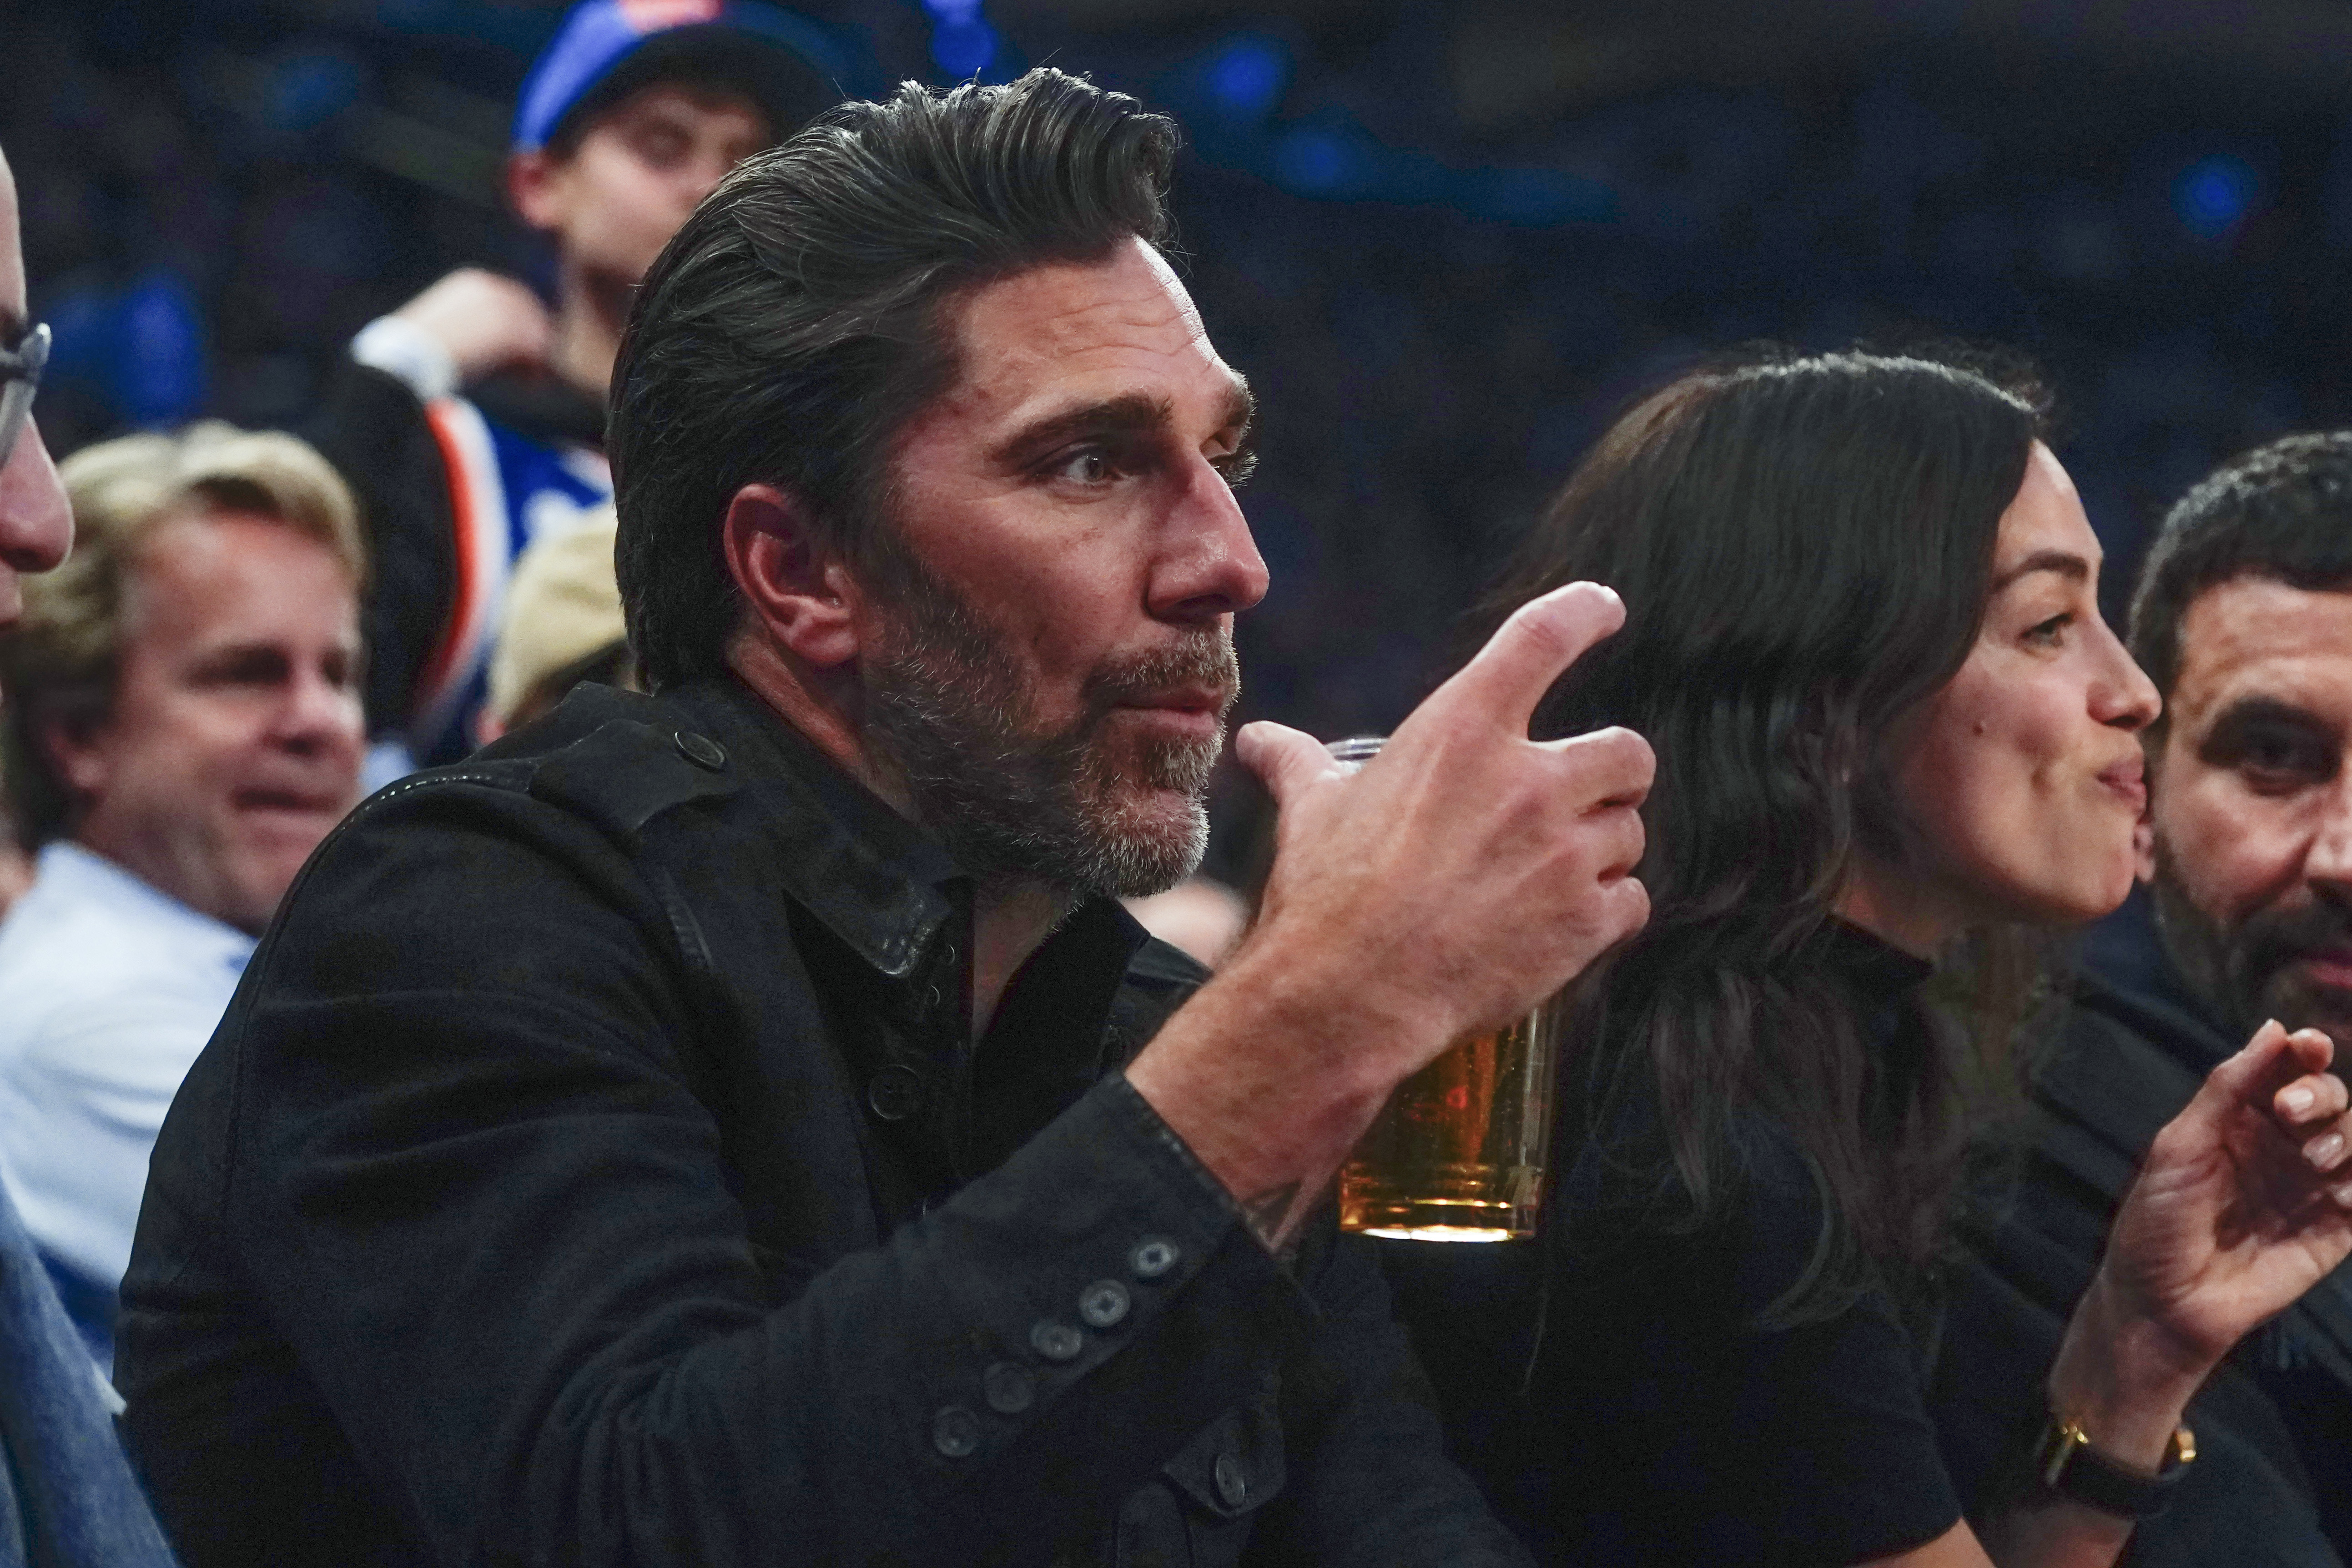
512, 0, 855, 154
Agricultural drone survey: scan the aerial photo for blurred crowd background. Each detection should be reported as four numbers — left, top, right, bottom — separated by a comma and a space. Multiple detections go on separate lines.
9, 0, 2352, 880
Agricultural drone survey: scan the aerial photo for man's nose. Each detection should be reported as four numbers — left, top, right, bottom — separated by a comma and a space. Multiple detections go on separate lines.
0, 418, 72, 575
2307, 771, 2352, 892
274, 663, 364, 756
685, 146, 737, 205
1146, 457, 1269, 625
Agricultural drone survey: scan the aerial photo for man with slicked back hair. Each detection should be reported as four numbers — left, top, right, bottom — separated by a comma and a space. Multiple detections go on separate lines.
119, 70, 1654, 1567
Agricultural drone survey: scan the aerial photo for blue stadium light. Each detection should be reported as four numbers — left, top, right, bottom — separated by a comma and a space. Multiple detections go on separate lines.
117, 272, 207, 429
1204, 35, 1287, 123
1272, 126, 1364, 196
922, 0, 999, 81
2175, 155, 2255, 238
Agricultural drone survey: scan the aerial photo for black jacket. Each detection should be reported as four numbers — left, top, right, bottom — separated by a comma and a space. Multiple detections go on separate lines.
116, 678, 1526, 1568
1929, 899, 2352, 1566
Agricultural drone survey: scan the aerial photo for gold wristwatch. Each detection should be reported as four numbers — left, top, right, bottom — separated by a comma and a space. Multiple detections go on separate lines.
2031, 1409, 2196, 1521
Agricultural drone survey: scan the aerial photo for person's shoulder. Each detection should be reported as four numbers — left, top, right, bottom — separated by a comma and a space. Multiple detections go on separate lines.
2034, 965, 2214, 1158
348, 685, 737, 852
0, 854, 240, 1015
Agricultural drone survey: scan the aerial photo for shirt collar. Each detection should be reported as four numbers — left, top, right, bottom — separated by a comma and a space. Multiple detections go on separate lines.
647, 676, 958, 978
28, 840, 256, 958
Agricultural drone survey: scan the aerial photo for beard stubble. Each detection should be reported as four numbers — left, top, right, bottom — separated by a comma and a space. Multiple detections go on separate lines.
859, 549, 1236, 901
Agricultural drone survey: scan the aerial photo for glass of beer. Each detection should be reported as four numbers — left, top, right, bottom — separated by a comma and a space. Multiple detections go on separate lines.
1325, 736, 1560, 1242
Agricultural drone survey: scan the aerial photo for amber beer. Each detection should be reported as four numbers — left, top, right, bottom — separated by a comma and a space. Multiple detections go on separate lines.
1339, 1007, 1557, 1240
1320, 737, 1560, 1241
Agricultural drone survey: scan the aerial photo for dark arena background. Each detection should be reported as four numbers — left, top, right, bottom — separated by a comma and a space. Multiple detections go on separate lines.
8, 0, 2351, 877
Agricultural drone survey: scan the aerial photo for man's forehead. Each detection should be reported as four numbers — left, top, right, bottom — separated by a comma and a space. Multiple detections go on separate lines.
2173, 575, 2352, 723
941, 240, 1237, 421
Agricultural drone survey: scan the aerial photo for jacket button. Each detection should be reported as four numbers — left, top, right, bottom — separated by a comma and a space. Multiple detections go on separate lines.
1029, 1321, 1084, 1362
1214, 1451, 1248, 1508
866, 1064, 925, 1122
1078, 1279, 1130, 1328
932, 1405, 980, 1458
673, 731, 727, 771
1129, 1236, 1180, 1280
982, 1361, 1035, 1414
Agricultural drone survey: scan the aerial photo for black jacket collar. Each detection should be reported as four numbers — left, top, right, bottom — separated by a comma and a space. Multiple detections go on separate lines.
537, 676, 1158, 994
659, 677, 964, 979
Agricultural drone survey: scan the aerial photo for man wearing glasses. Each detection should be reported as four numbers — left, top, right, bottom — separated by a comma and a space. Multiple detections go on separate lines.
0, 141, 178, 1565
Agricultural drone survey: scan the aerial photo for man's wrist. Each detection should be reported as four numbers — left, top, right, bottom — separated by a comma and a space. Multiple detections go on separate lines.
1125, 938, 1420, 1251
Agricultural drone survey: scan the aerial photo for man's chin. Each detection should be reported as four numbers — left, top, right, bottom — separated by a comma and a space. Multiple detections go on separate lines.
1080, 786, 1209, 899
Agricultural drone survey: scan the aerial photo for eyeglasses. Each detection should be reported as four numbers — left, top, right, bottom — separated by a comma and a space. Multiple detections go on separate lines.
0, 321, 50, 469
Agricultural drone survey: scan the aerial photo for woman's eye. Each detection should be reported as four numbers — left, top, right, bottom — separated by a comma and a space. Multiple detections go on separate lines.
2024, 612, 2072, 646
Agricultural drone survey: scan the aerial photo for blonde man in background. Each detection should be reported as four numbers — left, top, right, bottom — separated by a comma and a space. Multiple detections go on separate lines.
0, 422, 365, 1368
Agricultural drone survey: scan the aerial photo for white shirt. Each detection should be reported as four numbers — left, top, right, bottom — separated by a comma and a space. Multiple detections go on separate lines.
0, 842, 253, 1337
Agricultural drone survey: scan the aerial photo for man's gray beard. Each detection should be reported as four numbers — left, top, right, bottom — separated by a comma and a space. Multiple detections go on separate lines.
860, 556, 1233, 901
2149, 837, 2352, 1039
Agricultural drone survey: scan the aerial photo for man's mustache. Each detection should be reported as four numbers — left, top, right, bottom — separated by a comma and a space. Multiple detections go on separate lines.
2234, 898, 2352, 993
1080, 632, 1241, 722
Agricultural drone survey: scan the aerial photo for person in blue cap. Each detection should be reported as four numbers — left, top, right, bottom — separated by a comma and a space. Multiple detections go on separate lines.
303, 0, 846, 775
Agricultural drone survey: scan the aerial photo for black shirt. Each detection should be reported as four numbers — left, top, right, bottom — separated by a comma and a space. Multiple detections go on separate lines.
1930, 888, 2352, 1568
117, 678, 1528, 1568
1386, 924, 1963, 1566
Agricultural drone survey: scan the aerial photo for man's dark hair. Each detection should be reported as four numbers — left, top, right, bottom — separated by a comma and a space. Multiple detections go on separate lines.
2130, 432, 2352, 727
609, 68, 1178, 692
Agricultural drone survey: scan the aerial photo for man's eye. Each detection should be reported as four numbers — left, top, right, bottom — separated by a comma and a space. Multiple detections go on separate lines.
1214, 449, 1259, 491
1051, 449, 1118, 485
2242, 735, 2332, 784
634, 127, 690, 168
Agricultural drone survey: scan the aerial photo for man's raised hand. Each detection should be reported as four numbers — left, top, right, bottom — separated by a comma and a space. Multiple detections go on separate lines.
1128, 582, 1653, 1250
1236, 580, 1652, 1058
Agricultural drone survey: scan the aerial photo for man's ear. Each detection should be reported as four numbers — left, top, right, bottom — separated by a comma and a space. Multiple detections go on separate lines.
506, 149, 564, 234
722, 483, 862, 668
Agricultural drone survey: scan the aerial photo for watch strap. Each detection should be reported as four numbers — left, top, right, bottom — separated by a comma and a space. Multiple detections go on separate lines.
2032, 1415, 2196, 1521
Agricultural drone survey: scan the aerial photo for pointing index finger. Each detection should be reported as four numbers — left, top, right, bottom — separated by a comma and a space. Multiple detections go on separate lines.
1433, 582, 1627, 739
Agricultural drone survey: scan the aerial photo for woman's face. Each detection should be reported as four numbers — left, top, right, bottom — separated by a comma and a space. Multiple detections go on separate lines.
1883, 444, 2160, 937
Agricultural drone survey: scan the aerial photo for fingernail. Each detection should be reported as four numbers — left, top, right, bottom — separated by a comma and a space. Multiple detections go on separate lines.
2333, 1179, 2352, 1206
2287, 1086, 2317, 1113
2311, 1133, 2346, 1168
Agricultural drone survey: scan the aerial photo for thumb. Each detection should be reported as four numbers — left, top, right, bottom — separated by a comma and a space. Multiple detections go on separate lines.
1235, 721, 1344, 812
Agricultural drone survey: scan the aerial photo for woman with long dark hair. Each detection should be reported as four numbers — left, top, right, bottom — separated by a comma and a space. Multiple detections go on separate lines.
1387, 351, 2352, 1567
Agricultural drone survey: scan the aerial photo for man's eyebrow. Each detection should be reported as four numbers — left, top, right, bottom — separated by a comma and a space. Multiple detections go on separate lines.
1991, 549, 2091, 592
992, 379, 1256, 467
992, 393, 1170, 466
1221, 377, 1256, 444
2206, 694, 2333, 737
